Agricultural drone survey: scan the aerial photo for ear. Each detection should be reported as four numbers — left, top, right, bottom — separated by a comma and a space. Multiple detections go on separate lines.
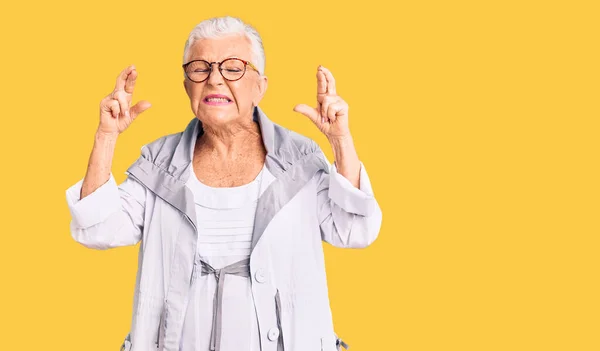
253, 75, 268, 107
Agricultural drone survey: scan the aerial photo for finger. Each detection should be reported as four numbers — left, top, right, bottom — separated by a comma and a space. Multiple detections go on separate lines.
130, 100, 152, 120
107, 99, 120, 119
321, 96, 335, 122
317, 69, 327, 98
321, 104, 328, 125
293, 104, 320, 124
327, 102, 344, 122
319, 66, 336, 96
124, 69, 138, 94
112, 90, 130, 118
114, 64, 136, 93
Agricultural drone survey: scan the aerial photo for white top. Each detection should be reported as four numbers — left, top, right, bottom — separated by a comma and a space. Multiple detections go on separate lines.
180, 163, 274, 351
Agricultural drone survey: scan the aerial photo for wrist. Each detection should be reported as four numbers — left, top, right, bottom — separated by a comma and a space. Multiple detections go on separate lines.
327, 134, 353, 148
328, 135, 359, 170
95, 130, 119, 144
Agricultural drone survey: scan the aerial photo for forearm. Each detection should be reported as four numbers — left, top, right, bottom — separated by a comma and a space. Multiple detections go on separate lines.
328, 135, 361, 188
80, 131, 119, 199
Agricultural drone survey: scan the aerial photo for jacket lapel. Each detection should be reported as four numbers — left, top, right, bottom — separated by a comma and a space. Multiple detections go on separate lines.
250, 149, 329, 253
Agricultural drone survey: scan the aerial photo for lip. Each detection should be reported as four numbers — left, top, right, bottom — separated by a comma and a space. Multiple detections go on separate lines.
203, 94, 233, 106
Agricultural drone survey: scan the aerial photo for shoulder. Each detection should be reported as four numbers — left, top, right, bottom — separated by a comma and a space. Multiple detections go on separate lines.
270, 123, 331, 181
139, 131, 183, 167
271, 122, 324, 163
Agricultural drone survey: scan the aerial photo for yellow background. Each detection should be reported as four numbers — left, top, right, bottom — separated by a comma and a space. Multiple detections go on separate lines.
1, 0, 599, 350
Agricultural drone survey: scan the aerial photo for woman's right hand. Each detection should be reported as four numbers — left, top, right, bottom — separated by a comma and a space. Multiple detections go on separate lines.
98, 65, 152, 136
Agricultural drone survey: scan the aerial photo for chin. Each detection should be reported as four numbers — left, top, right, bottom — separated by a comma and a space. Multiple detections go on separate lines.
196, 108, 238, 126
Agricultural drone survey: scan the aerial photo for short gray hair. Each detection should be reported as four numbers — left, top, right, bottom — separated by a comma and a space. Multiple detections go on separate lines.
182, 16, 265, 76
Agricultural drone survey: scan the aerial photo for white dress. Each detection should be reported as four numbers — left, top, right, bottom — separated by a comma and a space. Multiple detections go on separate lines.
180, 163, 274, 351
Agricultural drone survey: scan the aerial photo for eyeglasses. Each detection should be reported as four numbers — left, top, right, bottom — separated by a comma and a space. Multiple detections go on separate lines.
182, 58, 260, 83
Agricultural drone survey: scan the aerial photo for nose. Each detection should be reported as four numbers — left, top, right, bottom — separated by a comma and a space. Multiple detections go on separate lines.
206, 63, 225, 86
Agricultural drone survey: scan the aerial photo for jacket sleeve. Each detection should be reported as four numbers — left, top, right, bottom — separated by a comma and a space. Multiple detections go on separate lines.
316, 151, 383, 249
65, 172, 146, 250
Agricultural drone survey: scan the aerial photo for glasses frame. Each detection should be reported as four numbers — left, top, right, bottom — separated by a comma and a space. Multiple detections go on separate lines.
182, 57, 260, 83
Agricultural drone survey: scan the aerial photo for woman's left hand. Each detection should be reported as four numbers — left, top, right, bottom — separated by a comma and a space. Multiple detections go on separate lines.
294, 66, 350, 140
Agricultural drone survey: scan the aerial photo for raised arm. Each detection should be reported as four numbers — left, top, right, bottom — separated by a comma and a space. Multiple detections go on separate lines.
294, 65, 382, 248
66, 64, 152, 249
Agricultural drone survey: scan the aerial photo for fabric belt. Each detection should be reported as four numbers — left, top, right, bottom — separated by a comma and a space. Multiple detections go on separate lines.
195, 258, 251, 351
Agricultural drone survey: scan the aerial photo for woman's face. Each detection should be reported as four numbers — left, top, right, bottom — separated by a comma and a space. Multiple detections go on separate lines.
183, 35, 267, 128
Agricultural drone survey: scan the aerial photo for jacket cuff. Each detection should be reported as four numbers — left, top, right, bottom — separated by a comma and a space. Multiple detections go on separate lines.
328, 161, 377, 216
65, 173, 121, 228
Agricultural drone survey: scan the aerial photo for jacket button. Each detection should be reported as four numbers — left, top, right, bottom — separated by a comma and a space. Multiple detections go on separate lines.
267, 327, 280, 341
255, 269, 267, 283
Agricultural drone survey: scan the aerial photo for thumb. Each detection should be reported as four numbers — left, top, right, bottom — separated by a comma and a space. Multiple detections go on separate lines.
130, 100, 152, 119
293, 104, 319, 124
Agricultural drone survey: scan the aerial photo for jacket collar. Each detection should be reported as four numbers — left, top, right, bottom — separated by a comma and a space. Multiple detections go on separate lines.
166, 105, 283, 183
125, 105, 329, 236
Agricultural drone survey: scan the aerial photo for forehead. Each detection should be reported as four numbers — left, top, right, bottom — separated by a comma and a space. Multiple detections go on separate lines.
188, 35, 253, 62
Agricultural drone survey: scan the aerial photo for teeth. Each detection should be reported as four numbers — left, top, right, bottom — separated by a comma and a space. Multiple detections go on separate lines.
207, 97, 230, 102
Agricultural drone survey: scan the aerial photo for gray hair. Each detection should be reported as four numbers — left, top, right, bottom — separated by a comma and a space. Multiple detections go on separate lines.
182, 16, 266, 76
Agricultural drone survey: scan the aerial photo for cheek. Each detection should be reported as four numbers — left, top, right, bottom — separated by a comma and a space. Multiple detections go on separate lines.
231, 82, 257, 106
188, 85, 204, 104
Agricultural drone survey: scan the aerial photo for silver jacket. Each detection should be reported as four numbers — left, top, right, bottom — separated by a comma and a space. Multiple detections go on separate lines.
66, 106, 383, 351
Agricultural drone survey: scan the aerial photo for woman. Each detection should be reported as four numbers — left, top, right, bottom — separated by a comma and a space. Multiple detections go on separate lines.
66, 16, 382, 351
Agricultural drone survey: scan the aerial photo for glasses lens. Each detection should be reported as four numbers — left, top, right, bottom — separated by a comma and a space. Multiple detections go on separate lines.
221, 59, 246, 80
185, 61, 210, 82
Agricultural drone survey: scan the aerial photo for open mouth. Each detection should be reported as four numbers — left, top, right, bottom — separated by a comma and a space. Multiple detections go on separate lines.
204, 97, 232, 103
203, 94, 233, 105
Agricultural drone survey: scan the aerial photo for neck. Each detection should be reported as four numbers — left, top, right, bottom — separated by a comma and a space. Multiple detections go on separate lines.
196, 117, 262, 161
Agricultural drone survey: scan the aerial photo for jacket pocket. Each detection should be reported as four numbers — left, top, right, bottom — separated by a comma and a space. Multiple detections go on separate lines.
275, 289, 285, 351
120, 333, 132, 351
